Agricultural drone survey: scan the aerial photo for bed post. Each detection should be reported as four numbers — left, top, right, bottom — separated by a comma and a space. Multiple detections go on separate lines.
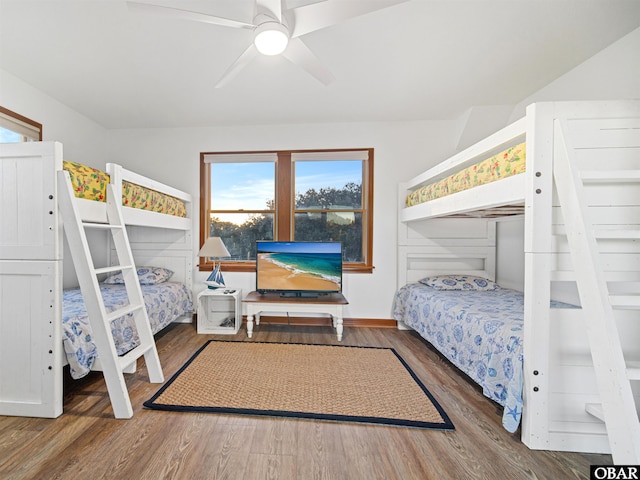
521, 102, 555, 450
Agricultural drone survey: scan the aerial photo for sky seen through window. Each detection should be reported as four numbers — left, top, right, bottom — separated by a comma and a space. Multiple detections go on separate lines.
211, 160, 362, 224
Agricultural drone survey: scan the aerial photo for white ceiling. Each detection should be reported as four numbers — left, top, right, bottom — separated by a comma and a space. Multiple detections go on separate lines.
1, 0, 639, 129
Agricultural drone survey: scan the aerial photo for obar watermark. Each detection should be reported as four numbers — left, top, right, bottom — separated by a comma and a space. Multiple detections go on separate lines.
591, 466, 640, 480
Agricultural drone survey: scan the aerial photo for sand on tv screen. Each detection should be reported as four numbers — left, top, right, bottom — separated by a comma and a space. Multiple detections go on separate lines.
256, 241, 342, 294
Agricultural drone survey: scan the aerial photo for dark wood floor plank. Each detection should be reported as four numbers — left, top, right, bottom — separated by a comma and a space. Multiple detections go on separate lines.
295, 421, 347, 480
244, 453, 297, 480
250, 418, 298, 456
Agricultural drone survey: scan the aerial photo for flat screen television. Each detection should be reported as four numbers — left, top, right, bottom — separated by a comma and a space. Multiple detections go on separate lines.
256, 241, 342, 297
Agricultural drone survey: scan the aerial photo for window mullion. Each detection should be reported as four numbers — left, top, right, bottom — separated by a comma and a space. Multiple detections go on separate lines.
276, 152, 292, 240
199, 156, 211, 253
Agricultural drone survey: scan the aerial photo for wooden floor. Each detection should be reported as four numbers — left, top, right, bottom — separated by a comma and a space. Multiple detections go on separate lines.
0, 322, 611, 479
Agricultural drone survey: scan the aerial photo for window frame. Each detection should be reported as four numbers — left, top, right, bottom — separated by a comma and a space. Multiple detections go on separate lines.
200, 148, 374, 274
0, 106, 42, 142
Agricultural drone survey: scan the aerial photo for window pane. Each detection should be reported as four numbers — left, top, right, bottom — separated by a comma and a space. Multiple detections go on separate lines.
294, 212, 362, 263
0, 126, 23, 143
211, 162, 274, 211
295, 160, 362, 209
210, 213, 274, 261
0, 107, 41, 142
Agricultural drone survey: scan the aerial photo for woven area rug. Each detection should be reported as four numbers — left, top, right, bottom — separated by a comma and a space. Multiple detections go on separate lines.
144, 340, 454, 430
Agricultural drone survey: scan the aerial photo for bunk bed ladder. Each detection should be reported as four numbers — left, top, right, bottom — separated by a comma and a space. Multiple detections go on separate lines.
57, 171, 164, 419
552, 119, 640, 464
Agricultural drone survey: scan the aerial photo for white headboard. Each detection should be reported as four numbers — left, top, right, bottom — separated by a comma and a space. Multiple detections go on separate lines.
110, 225, 193, 293
398, 245, 496, 286
397, 217, 497, 287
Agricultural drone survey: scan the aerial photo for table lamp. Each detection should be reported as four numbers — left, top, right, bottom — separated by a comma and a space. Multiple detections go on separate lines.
198, 237, 230, 289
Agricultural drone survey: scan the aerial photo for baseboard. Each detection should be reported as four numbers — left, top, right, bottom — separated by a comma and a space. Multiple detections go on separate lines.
343, 317, 397, 328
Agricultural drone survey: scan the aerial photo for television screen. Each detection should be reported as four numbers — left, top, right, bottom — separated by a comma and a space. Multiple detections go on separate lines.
256, 241, 342, 296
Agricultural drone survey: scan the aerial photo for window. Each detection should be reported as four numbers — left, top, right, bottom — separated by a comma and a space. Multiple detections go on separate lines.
200, 149, 373, 273
0, 106, 42, 142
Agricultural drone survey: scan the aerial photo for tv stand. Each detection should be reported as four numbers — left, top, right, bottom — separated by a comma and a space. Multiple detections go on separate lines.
243, 291, 348, 341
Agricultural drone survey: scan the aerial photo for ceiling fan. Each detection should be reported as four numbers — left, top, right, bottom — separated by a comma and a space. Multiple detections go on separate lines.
127, 0, 408, 88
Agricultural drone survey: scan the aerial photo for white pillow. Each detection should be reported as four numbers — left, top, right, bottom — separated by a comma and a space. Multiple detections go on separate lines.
419, 275, 500, 291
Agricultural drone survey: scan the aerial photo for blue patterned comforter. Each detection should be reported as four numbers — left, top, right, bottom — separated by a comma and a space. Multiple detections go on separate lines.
393, 283, 524, 432
63, 282, 193, 379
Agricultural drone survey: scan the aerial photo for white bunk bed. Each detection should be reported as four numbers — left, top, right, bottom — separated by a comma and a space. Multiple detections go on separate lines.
395, 101, 640, 464
0, 141, 194, 419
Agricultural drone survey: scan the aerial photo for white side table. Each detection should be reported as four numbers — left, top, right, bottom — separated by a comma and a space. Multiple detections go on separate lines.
196, 288, 242, 334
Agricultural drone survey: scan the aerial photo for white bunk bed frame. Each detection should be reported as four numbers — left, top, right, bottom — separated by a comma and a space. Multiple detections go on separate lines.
0, 141, 193, 419
397, 101, 640, 463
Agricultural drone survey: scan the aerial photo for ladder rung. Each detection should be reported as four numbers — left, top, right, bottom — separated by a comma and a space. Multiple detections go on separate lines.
585, 403, 605, 422
594, 229, 640, 240
106, 303, 144, 322
94, 265, 134, 276
118, 343, 154, 371
609, 295, 640, 309
627, 361, 640, 380
581, 170, 640, 183
81, 221, 125, 230
551, 271, 640, 282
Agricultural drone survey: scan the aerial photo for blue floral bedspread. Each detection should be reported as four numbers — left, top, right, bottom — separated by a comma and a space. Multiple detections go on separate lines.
63, 282, 193, 379
392, 283, 524, 432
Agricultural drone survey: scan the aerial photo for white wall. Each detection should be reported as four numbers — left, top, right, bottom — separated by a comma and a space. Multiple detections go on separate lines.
107, 120, 458, 320
1, 68, 110, 287
510, 26, 640, 121
495, 217, 525, 290
494, 25, 640, 291
0, 69, 108, 165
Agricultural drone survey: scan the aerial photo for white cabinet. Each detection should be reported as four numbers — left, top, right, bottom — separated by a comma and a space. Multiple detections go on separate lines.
196, 288, 242, 334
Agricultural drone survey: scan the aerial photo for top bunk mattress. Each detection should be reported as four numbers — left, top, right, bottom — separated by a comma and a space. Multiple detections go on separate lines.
63, 161, 187, 218
405, 142, 526, 208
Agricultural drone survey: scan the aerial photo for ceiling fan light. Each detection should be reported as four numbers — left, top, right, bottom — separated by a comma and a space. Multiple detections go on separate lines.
254, 22, 289, 56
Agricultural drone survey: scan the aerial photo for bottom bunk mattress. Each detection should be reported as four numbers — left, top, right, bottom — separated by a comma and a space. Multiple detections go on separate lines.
63, 282, 193, 379
392, 282, 524, 433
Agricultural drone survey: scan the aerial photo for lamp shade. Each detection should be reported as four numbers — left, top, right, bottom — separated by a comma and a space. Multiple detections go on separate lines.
198, 237, 230, 259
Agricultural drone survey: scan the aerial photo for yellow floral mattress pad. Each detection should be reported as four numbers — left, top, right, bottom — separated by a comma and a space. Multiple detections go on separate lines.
405, 142, 526, 207
63, 161, 187, 218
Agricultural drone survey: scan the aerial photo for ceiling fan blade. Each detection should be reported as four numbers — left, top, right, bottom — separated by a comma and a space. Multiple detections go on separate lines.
289, 0, 408, 38
215, 44, 259, 88
255, 0, 283, 22
281, 38, 335, 86
127, 2, 255, 29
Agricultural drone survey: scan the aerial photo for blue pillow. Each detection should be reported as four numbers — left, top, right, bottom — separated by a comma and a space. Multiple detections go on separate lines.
104, 266, 174, 285
419, 275, 500, 291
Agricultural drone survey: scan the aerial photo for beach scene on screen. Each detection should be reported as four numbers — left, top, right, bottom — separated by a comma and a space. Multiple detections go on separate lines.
257, 242, 342, 291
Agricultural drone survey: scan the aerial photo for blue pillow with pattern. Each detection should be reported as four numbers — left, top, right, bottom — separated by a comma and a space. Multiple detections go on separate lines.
104, 266, 174, 285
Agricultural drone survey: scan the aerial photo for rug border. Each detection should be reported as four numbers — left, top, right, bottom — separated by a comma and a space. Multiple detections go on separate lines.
144, 340, 455, 431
